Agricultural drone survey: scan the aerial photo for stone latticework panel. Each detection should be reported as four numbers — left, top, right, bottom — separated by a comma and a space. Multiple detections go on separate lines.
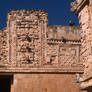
45, 42, 83, 71
59, 45, 79, 68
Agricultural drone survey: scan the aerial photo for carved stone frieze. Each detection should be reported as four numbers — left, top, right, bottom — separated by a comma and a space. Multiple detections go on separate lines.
59, 45, 80, 68
0, 10, 83, 72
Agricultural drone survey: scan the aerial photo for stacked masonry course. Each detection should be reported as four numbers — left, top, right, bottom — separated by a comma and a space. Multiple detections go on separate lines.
0, 9, 85, 92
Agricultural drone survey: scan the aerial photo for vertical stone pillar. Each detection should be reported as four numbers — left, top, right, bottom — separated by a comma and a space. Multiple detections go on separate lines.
71, 0, 92, 89
40, 15, 48, 65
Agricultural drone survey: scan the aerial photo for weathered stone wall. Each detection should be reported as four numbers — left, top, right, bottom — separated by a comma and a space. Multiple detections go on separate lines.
45, 26, 83, 71
0, 9, 82, 73
47, 26, 81, 41
13, 74, 83, 92
0, 29, 8, 67
7, 10, 48, 68
0, 9, 85, 92
78, 3, 90, 63
77, 1, 92, 81
71, 0, 92, 89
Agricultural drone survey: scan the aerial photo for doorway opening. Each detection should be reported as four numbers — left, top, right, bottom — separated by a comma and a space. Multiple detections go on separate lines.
0, 75, 13, 92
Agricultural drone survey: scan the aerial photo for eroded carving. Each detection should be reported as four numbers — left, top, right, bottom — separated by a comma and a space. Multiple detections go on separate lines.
59, 46, 80, 68
0, 10, 83, 72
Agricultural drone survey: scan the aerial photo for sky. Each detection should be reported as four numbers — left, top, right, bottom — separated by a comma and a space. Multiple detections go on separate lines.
0, 0, 79, 29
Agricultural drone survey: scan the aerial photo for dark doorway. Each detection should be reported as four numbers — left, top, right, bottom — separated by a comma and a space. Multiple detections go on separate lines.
0, 75, 12, 92
87, 86, 92, 92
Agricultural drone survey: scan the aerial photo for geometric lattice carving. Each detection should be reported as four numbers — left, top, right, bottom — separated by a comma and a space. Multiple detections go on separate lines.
59, 45, 80, 68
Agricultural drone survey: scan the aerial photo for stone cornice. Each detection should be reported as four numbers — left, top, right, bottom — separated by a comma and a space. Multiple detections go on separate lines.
71, 0, 88, 14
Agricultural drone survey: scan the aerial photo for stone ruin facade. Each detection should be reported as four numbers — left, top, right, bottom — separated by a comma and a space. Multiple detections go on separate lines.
0, 9, 86, 92
0, 10, 83, 71
71, 0, 92, 92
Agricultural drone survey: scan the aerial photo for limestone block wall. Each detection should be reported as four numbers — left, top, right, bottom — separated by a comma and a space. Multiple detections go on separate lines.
45, 25, 83, 71
13, 74, 83, 92
0, 29, 8, 66
79, 4, 90, 62
47, 26, 81, 41
78, 2, 92, 80
71, 0, 92, 89
0, 9, 85, 92
7, 10, 48, 68
0, 9, 84, 73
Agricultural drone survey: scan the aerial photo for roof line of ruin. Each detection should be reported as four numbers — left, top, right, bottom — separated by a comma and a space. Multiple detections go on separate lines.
8, 9, 48, 14
0, 9, 80, 32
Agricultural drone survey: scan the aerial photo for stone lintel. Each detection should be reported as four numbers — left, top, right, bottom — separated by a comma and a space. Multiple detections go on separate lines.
0, 67, 84, 73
